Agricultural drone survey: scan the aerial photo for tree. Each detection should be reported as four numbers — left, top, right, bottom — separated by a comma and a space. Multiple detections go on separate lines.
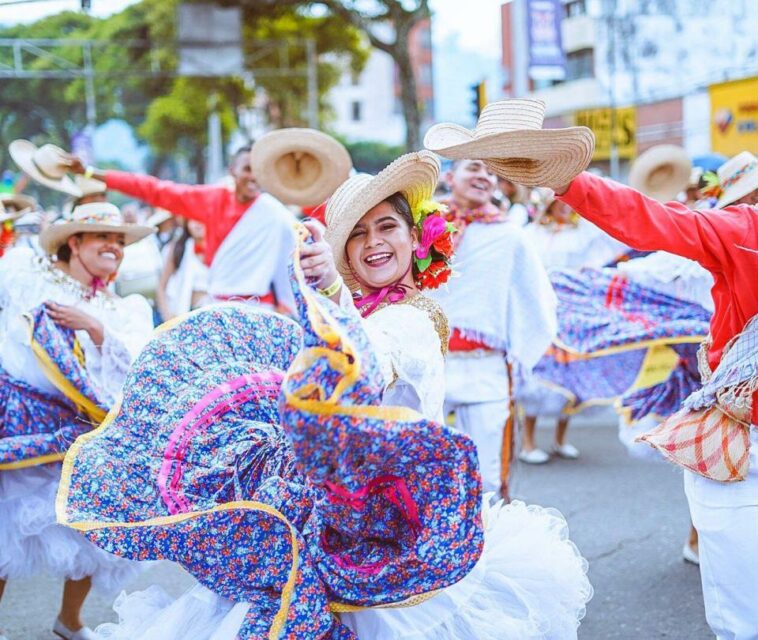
215, 0, 431, 150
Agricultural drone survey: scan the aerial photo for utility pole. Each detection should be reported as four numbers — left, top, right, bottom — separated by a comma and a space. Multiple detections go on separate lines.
605, 0, 620, 181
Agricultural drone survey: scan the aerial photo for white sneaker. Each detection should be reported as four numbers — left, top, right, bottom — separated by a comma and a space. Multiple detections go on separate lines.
682, 542, 700, 565
53, 619, 97, 640
518, 448, 550, 464
552, 442, 580, 459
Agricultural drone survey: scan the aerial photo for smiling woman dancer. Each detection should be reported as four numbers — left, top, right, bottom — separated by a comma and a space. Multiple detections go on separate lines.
0, 203, 154, 640
61, 153, 590, 640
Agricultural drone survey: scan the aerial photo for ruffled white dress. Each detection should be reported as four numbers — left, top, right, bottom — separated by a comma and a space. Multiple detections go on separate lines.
0, 248, 154, 592
96, 294, 592, 639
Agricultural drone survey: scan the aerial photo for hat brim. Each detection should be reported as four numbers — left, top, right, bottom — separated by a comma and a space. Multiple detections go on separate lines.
9, 140, 83, 198
1, 193, 38, 214
325, 151, 440, 291
717, 171, 758, 208
628, 145, 691, 203
39, 222, 155, 255
251, 129, 353, 207
424, 125, 595, 187
0, 211, 23, 223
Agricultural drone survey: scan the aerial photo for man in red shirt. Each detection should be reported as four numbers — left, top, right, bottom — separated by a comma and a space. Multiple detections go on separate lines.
68, 146, 296, 311
553, 157, 758, 640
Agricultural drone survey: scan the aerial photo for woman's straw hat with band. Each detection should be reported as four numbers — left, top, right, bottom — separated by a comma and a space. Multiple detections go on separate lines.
424, 99, 594, 188
325, 151, 440, 291
39, 202, 154, 256
9, 139, 83, 197
251, 128, 353, 207
0, 194, 37, 222
716, 151, 758, 208
628, 145, 692, 203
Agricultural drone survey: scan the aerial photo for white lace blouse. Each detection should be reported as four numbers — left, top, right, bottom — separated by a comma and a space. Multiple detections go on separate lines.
338, 287, 449, 423
0, 248, 154, 404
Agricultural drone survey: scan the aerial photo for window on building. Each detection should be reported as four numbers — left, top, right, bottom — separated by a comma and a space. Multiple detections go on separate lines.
419, 63, 433, 85
418, 25, 432, 50
564, 0, 587, 18
351, 101, 362, 122
565, 48, 594, 81
350, 69, 361, 86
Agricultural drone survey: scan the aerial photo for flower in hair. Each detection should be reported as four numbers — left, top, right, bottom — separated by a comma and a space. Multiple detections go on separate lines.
410, 199, 455, 290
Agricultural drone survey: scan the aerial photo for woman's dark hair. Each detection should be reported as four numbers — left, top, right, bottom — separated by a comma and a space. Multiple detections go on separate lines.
171, 223, 192, 271
55, 233, 82, 263
384, 192, 414, 230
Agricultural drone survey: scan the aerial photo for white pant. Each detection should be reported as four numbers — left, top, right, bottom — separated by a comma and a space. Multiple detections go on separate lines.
445, 354, 510, 493
445, 400, 510, 493
684, 429, 758, 640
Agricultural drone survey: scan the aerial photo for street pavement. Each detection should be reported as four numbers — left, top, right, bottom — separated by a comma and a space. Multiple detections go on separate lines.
1, 411, 711, 639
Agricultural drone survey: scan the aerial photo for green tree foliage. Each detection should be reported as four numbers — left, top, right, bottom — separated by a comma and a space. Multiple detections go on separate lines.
0, 0, 368, 176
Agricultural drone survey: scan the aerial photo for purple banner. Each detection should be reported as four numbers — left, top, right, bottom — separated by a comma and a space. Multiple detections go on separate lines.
526, 0, 566, 80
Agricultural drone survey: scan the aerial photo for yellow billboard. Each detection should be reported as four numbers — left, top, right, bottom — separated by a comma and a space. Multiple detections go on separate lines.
574, 106, 636, 161
710, 77, 758, 156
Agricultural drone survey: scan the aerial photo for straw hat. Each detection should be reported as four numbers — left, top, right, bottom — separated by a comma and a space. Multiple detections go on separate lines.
74, 175, 107, 197
9, 140, 82, 197
39, 202, 154, 255
0, 193, 37, 215
424, 99, 595, 188
251, 128, 353, 207
716, 151, 758, 208
628, 145, 691, 202
146, 208, 173, 228
325, 151, 440, 290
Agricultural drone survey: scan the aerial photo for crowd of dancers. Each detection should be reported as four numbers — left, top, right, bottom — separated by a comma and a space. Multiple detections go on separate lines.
0, 97, 757, 640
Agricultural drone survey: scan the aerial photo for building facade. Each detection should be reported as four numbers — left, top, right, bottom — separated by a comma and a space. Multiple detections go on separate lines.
501, 0, 758, 177
329, 19, 434, 146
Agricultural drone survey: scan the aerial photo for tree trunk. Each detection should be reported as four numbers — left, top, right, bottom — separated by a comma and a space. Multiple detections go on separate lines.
394, 27, 421, 151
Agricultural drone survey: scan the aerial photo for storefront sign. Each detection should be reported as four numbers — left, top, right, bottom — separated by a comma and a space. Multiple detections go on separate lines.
574, 106, 636, 160
710, 77, 758, 156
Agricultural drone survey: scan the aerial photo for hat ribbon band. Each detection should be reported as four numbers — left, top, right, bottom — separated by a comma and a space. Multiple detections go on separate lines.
722, 160, 758, 190
31, 156, 67, 181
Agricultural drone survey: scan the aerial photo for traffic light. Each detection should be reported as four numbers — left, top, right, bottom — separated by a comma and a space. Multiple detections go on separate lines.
470, 80, 487, 119
81, 0, 91, 10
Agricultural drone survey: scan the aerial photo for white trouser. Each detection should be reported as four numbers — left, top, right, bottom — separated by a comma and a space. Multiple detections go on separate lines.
684, 428, 758, 640
445, 399, 510, 493
444, 353, 510, 493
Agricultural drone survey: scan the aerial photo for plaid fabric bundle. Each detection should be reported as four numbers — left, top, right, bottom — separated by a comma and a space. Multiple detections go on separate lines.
639, 315, 758, 482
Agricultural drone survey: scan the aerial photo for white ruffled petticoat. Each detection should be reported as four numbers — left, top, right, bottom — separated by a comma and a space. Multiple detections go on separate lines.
95, 498, 592, 640
0, 463, 140, 594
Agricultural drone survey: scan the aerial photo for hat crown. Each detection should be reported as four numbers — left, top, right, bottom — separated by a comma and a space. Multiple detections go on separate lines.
68, 202, 124, 226
717, 151, 758, 189
474, 99, 546, 138
34, 144, 70, 179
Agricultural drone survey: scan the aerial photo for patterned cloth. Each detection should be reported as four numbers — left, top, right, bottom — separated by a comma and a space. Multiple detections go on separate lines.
640, 315, 758, 482
58, 232, 483, 639
525, 270, 709, 416
0, 305, 109, 469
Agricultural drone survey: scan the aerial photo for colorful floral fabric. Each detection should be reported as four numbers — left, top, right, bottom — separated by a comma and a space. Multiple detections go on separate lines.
527, 269, 709, 416
0, 305, 108, 468
58, 232, 483, 639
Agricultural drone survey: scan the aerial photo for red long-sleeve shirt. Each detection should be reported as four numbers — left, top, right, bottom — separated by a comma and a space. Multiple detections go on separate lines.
559, 172, 758, 422
105, 171, 253, 266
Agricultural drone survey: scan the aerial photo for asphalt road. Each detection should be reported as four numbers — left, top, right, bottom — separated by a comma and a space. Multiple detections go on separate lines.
1, 412, 711, 639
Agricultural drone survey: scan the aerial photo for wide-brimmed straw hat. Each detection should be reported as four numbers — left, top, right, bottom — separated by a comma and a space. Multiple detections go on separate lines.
251, 128, 353, 207
9, 140, 82, 197
146, 208, 173, 228
0, 193, 37, 215
628, 145, 691, 202
0, 202, 21, 224
424, 99, 595, 188
325, 151, 440, 290
39, 201, 154, 255
716, 151, 758, 208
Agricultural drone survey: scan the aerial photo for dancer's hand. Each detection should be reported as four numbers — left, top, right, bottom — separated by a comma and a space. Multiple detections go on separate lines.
44, 302, 105, 346
300, 220, 341, 294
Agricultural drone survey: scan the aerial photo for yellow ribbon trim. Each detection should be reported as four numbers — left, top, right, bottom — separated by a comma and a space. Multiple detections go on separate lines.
24, 312, 106, 424
553, 334, 705, 358
0, 452, 65, 470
